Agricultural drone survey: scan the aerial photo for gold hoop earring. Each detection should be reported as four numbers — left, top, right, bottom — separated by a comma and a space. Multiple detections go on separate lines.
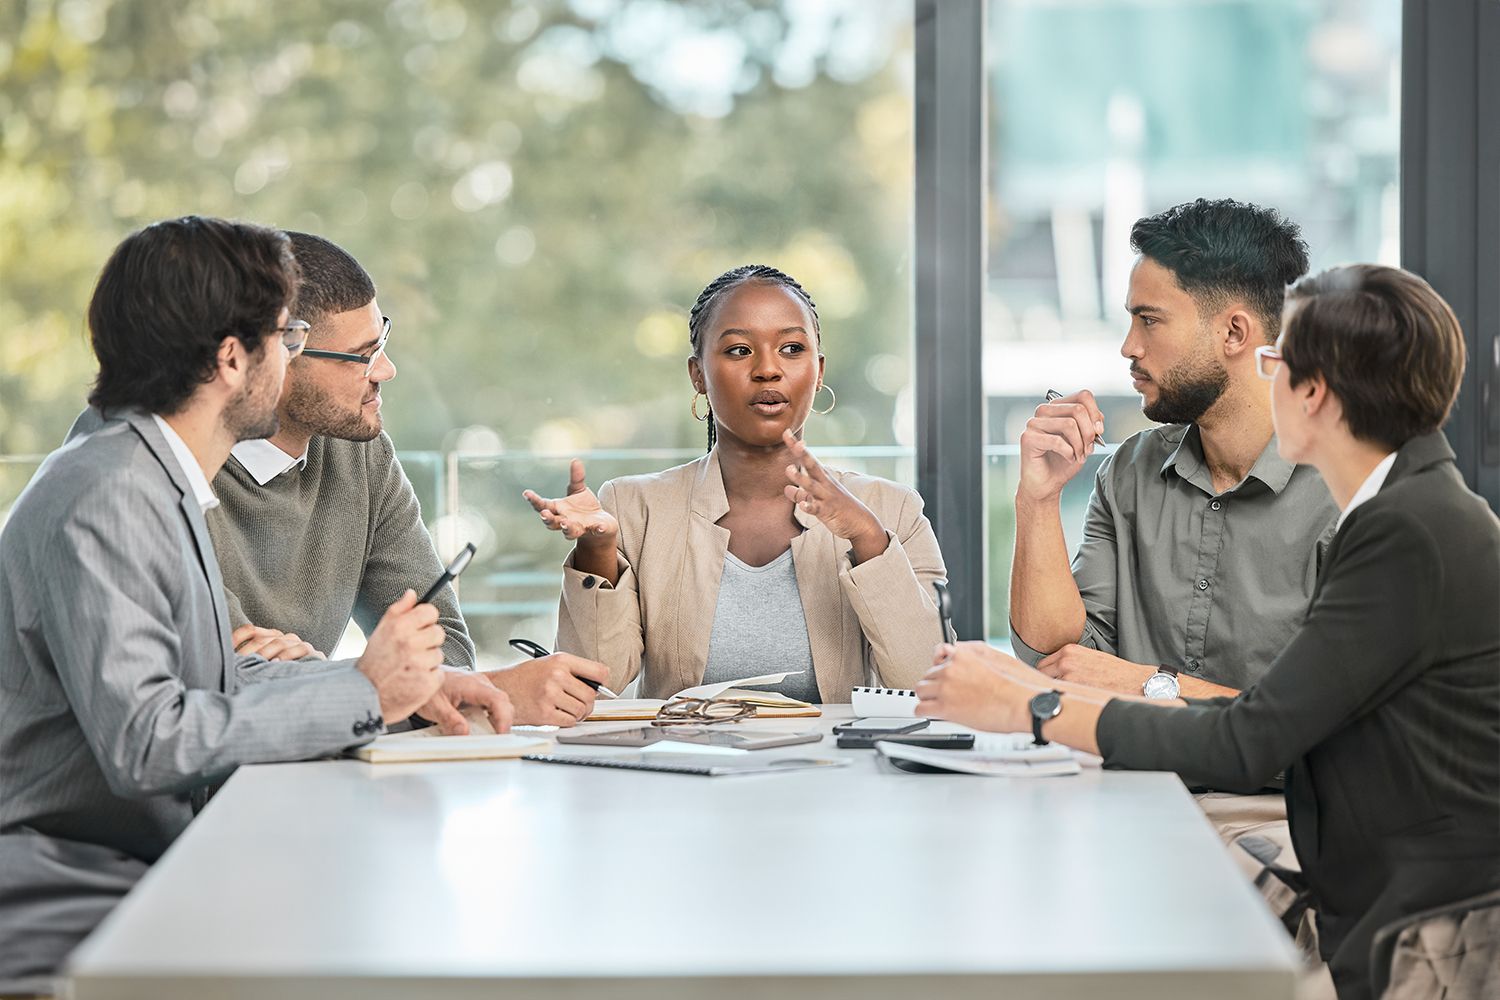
691, 391, 709, 422
812, 384, 836, 415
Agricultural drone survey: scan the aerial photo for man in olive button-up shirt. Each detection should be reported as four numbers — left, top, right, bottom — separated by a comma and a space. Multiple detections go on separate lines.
1007, 199, 1337, 930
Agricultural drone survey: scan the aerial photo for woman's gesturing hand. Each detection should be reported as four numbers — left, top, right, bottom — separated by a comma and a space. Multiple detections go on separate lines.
522, 459, 619, 548
782, 429, 888, 564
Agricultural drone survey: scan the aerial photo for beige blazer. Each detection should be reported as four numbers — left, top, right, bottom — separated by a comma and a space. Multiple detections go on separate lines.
555, 449, 948, 701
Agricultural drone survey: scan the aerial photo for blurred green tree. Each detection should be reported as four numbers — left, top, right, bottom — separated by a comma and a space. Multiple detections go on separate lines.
0, 0, 913, 457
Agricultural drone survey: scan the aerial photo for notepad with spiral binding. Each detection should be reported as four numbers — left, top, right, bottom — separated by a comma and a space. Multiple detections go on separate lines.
522, 751, 850, 777
850, 685, 919, 718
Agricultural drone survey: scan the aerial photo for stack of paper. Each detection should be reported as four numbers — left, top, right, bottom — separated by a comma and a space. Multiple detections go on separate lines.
585, 672, 820, 722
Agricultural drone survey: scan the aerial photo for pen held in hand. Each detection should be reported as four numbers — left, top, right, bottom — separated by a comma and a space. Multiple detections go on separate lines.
419, 542, 476, 605
508, 638, 620, 699
1044, 388, 1107, 446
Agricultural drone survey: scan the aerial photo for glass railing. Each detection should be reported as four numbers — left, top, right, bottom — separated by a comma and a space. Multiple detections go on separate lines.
0, 444, 1107, 663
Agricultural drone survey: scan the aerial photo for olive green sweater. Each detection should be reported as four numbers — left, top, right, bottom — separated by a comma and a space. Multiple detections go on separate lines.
207, 432, 475, 667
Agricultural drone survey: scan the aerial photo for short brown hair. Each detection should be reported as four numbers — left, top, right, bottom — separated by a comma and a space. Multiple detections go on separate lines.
1282, 264, 1466, 450
88, 216, 297, 415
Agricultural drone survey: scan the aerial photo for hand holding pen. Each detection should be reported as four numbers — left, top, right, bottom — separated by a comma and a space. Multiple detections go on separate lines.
509, 638, 620, 700
1017, 388, 1107, 503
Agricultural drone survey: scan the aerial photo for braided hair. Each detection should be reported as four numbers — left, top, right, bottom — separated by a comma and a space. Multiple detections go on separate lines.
687, 264, 821, 451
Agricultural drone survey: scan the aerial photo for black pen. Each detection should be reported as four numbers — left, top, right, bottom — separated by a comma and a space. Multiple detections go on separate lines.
508, 638, 619, 699
1044, 388, 1106, 446
419, 542, 476, 605
933, 580, 956, 644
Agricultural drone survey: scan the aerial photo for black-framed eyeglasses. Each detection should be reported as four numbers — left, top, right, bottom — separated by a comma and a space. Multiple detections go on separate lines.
300, 316, 391, 377
274, 319, 310, 358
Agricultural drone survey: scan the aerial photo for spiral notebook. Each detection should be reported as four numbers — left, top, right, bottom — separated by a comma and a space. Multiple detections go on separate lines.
522, 750, 849, 777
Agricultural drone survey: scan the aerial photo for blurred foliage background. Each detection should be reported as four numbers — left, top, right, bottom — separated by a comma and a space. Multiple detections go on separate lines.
0, 0, 914, 459
0, 0, 1398, 652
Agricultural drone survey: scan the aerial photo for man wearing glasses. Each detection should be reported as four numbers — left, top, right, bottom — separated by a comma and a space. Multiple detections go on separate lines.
1006, 199, 1338, 937
204, 231, 610, 729
1, 217, 509, 993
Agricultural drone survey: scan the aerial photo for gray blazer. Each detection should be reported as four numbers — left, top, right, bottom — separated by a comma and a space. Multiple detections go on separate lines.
0, 409, 383, 992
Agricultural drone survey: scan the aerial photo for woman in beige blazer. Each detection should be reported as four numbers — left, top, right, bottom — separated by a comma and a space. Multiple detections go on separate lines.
524, 265, 948, 701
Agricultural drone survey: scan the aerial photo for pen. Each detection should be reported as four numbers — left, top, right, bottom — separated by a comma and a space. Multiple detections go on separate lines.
419, 543, 476, 605
933, 580, 955, 644
508, 638, 620, 699
1044, 388, 1106, 446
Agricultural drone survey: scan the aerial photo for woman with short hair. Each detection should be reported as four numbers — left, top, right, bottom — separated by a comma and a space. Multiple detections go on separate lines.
918, 264, 1500, 1000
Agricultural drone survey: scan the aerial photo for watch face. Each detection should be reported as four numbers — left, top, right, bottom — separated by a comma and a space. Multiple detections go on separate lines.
1143, 673, 1180, 699
1030, 690, 1062, 719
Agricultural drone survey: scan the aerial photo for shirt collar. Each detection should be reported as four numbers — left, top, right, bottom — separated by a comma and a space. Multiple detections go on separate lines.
230, 438, 308, 486
1336, 452, 1397, 531
150, 414, 220, 513
1160, 424, 1298, 496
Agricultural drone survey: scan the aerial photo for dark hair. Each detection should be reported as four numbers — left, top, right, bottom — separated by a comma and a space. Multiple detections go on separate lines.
1130, 198, 1310, 338
1282, 264, 1466, 450
284, 231, 376, 328
88, 216, 297, 415
687, 264, 820, 451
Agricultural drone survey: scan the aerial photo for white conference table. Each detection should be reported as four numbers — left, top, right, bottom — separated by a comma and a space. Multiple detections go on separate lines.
65, 708, 1298, 1000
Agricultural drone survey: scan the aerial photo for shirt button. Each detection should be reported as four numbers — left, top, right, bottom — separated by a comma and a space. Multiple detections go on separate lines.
583, 576, 596, 590
1210, 500, 1222, 511
1197, 579, 1209, 591
1187, 658, 1202, 672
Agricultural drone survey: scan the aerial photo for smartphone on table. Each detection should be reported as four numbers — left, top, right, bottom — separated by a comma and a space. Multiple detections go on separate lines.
831, 718, 929, 736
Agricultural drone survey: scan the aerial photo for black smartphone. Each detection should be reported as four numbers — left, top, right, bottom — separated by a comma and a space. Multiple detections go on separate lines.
837, 732, 975, 750
831, 718, 929, 736
418, 543, 476, 604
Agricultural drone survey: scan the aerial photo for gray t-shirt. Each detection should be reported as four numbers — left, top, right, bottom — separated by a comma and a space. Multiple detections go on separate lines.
702, 549, 820, 704
1013, 423, 1338, 691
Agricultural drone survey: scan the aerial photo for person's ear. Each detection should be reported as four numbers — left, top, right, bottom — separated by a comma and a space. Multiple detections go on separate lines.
686, 354, 705, 394
1221, 307, 1256, 357
1300, 372, 1331, 418
216, 335, 251, 391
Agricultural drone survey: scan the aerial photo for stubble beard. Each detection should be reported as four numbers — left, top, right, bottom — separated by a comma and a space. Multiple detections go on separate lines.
224, 355, 282, 442
1141, 348, 1231, 426
280, 377, 382, 442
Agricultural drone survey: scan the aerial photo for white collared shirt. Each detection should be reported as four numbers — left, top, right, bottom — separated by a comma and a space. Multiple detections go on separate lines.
1336, 452, 1398, 531
230, 438, 308, 486
150, 414, 220, 514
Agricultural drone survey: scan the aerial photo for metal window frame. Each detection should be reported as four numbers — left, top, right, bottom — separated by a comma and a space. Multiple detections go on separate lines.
914, 0, 988, 639
914, 0, 1500, 643
1401, 0, 1500, 509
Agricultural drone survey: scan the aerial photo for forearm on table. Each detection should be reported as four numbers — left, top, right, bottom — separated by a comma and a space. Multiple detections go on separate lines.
1178, 675, 1239, 699
1040, 690, 1188, 757
1009, 494, 1086, 652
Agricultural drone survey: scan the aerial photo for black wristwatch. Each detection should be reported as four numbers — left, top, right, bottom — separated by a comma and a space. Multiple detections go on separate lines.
1029, 689, 1063, 746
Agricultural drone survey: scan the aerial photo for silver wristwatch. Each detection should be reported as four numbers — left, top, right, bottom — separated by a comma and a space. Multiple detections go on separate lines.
1142, 665, 1181, 699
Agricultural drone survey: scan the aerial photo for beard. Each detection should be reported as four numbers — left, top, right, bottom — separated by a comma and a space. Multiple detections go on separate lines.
1140, 351, 1230, 425
224, 354, 282, 442
280, 377, 382, 442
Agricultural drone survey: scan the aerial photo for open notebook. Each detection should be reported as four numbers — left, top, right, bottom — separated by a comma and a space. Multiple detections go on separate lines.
585, 671, 821, 722
876, 732, 1092, 777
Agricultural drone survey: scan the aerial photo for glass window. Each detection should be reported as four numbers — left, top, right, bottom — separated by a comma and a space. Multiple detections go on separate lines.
983, 0, 1400, 642
0, 1, 915, 663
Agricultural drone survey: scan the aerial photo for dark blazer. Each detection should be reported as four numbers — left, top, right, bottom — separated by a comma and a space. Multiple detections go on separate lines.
1097, 431, 1500, 1000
